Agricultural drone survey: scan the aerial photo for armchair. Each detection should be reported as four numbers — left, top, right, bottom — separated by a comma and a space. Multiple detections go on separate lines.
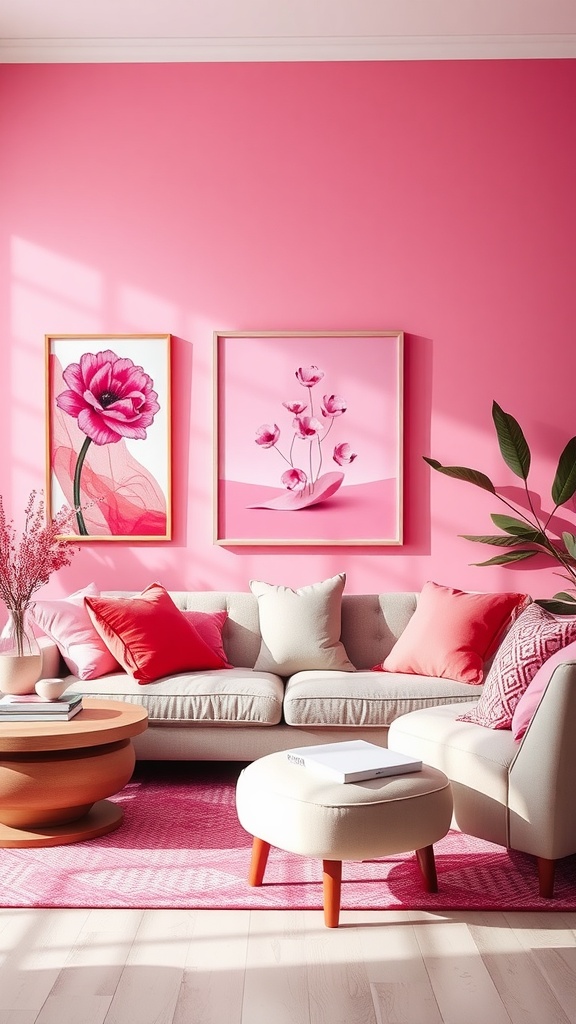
387, 658, 576, 898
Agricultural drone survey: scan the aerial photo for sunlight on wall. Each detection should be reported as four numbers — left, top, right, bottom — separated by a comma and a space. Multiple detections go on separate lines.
8, 237, 104, 502
118, 283, 180, 332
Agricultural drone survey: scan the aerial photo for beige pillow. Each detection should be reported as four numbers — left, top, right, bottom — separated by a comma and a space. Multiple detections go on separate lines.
250, 573, 355, 675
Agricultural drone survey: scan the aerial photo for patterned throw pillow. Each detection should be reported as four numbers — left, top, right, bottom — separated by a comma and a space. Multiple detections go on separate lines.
457, 603, 576, 730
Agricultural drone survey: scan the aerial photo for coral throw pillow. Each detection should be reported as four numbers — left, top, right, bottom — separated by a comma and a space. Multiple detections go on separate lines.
84, 583, 227, 683
458, 603, 576, 730
380, 581, 530, 684
181, 610, 232, 668
31, 583, 121, 680
511, 638, 576, 741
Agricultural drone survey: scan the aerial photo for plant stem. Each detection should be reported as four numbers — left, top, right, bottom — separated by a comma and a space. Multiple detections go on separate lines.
73, 435, 92, 535
494, 489, 576, 585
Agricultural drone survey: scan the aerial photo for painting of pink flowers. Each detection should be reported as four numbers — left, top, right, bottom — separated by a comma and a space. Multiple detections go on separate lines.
46, 335, 171, 540
214, 331, 403, 546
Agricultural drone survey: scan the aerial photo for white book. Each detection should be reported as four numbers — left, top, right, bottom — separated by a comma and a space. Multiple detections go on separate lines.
286, 739, 422, 784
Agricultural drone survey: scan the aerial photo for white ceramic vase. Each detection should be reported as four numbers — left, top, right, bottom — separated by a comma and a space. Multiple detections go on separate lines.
0, 607, 42, 696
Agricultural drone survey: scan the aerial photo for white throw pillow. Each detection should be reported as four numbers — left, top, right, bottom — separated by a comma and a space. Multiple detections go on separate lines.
249, 573, 355, 675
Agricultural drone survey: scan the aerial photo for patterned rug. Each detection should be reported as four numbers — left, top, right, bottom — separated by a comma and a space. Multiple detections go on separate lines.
2, 762, 575, 911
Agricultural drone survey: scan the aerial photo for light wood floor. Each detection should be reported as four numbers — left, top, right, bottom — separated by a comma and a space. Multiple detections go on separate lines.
1, 908, 576, 1023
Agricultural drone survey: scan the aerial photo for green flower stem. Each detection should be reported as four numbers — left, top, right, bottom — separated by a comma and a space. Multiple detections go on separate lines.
73, 435, 92, 535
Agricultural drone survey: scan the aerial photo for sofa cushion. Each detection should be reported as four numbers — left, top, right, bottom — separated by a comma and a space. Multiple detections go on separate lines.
511, 639, 576, 741
31, 584, 121, 680
250, 574, 354, 675
283, 670, 483, 728
380, 582, 530, 684
457, 602, 576, 730
85, 583, 227, 683
181, 610, 232, 668
63, 667, 285, 725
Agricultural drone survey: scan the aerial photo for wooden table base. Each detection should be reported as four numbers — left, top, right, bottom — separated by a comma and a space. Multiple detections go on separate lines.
0, 699, 148, 848
0, 799, 124, 848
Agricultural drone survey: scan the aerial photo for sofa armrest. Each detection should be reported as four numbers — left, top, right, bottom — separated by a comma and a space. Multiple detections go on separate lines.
508, 660, 576, 859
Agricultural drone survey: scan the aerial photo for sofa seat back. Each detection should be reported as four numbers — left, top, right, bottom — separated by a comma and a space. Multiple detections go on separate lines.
104, 590, 422, 671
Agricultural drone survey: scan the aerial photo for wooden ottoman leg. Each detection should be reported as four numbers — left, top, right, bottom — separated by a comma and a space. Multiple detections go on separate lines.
248, 837, 271, 886
416, 844, 438, 893
322, 860, 342, 928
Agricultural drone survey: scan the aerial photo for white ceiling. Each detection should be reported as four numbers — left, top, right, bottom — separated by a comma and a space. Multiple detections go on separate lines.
2, 0, 576, 64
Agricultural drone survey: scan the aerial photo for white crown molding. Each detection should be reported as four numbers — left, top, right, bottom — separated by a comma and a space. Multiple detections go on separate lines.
1, 34, 576, 63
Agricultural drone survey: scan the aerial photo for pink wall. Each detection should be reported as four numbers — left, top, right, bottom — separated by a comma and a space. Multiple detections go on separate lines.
1, 59, 576, 600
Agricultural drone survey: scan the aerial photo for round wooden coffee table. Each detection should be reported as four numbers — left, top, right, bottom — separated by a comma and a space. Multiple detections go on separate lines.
0, 698, 148, 848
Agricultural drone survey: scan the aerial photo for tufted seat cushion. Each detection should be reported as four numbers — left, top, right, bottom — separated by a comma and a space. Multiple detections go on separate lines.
67, 667, 284, 726
283, 671, 484, 728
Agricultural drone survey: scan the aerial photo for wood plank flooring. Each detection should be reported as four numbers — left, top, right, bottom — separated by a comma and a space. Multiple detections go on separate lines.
1, 908, 576, 1024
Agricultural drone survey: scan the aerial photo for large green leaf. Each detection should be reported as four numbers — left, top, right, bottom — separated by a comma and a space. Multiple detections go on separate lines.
552, 437, 576, 505
539, 596, 576, 614
471, 549, 538, 567
423, 457, 495, 493
492, 401, 531, 480
552, 591, 576, 602
562, 532, 576, 558
490, 513, 541, 538
460, 533, 540, 546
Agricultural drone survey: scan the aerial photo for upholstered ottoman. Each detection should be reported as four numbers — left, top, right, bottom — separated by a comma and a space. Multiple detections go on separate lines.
235, 750, 453, 927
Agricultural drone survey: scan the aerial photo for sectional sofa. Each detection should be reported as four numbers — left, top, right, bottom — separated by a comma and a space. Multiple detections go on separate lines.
52, 587, 490, 761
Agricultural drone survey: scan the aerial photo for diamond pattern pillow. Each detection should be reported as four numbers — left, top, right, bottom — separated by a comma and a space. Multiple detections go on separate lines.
457, 603, 576, 730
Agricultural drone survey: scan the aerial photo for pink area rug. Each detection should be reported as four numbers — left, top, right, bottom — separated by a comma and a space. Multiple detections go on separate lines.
2, 762, 575, 911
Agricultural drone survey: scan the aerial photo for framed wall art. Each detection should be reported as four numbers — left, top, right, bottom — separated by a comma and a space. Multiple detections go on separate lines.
46, 334, 172, 541
214, 330, 403, 546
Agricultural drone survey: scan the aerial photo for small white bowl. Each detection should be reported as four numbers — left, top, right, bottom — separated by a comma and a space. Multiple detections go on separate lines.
35, 677, 69, 701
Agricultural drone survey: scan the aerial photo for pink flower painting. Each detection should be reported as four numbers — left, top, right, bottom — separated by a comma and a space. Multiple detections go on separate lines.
47, 336, 171, 540
214, 331, 404, 546
251, 364, 359, 511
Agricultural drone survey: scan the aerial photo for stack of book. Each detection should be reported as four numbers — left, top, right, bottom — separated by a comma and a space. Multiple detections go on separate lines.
0, 692, 84, 722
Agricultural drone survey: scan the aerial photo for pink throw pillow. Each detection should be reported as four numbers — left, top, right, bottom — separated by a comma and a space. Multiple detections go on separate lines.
31, 584, 120, 680
85, 583, 227, 684
181, 610, 232, 668
379, 582, 530, 684
458, 603, 576, 730
511, 638, 576, 741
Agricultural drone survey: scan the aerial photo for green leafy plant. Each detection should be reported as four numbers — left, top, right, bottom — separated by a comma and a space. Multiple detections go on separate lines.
424, 401, 576, 609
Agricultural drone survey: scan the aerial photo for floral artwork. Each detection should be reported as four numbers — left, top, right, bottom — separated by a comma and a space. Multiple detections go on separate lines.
251, 364, 358, 511
46, 335, 171, 540
214, 331, 404, 546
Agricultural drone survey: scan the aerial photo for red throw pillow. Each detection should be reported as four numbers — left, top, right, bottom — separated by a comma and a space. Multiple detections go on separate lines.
181, 609, 232, 668
378, 581, 531, 684
84, 583, 227, 684
458, 603, 576, 730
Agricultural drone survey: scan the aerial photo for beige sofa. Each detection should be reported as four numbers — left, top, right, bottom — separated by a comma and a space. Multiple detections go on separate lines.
59, 590, 485, 761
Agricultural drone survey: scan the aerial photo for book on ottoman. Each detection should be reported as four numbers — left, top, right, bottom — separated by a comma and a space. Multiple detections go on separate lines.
286, 739, 422, 783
